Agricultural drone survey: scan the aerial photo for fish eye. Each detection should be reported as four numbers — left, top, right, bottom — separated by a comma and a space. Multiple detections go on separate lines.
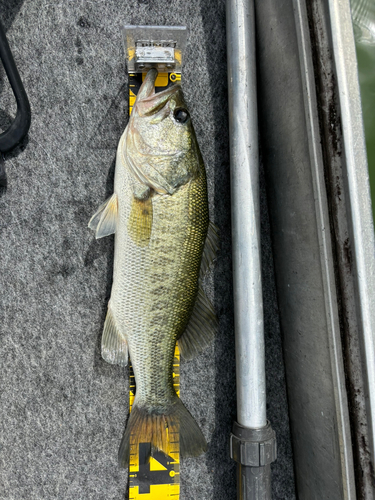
173, 108, 190, 124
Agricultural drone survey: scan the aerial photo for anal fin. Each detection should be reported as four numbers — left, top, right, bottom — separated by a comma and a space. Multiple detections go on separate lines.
178, 286, 218, 360
101, 306, 128, 367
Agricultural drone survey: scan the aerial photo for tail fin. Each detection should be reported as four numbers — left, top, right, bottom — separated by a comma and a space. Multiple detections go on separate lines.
118, 397, 207, 468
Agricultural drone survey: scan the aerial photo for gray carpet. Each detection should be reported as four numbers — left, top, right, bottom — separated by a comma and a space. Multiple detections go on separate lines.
0, 1, 295, 498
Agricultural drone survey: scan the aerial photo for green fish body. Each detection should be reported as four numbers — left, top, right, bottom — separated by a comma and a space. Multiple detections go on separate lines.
89, 69, 218, 466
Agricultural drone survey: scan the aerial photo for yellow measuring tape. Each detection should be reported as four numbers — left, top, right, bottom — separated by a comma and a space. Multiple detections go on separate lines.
128, 72, 181, 500
128, 345, 180, 499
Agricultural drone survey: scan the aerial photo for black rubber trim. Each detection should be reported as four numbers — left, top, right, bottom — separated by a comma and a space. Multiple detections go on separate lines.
0, 19, 31, 153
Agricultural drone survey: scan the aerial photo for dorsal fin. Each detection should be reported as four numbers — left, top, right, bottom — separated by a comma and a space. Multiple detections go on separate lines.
178, 286, 218, 360
200, 221, 219, 279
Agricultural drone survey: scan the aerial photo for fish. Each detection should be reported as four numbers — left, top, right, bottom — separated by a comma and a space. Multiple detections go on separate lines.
89, 69, 218, 467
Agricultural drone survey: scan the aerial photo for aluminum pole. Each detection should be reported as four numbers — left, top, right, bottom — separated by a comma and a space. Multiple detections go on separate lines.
226, 1, 276, 498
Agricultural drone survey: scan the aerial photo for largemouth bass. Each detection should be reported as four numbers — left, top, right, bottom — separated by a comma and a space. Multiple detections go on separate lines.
89, 69, 218, 467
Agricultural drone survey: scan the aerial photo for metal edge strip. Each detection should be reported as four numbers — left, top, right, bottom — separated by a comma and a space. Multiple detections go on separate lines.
292, 1, 357, 497
328, 0, 375, 467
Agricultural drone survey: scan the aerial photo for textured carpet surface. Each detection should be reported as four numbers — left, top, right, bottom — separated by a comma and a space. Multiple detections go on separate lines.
0, 1, 295, 498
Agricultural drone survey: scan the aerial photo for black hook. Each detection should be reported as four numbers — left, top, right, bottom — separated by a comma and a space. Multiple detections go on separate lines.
0, 19, 31, 186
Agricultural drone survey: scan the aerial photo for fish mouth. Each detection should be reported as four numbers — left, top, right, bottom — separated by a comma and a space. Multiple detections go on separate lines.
135, 69, 182, 116
124, 69, 190, 195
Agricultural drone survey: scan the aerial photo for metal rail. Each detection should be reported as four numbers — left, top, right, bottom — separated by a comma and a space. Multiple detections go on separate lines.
226, 0, 265, 431
226, 0, 276, 497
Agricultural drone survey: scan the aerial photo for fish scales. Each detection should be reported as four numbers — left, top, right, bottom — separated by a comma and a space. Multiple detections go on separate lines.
114, 167, 208, 407
89, 69, 217, 467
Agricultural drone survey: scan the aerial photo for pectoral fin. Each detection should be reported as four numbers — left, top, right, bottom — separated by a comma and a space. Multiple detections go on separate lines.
102, 306, 128, 367
88, 193, 118, 239
128, 196, 153, 247
178, 286, 218, 360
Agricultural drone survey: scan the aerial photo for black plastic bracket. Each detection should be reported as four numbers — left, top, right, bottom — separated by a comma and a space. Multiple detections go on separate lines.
230, 420, 277, 466
230, 421, 277, 500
